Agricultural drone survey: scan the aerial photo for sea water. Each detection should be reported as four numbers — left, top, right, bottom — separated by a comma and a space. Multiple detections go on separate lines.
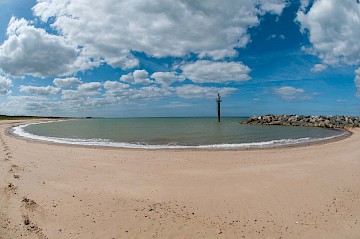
13, 117, 345, 149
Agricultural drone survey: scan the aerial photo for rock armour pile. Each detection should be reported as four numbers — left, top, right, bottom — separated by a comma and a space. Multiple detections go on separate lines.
241, 115, 360, 128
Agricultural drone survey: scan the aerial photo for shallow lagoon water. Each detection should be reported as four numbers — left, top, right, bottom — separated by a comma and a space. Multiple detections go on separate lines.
13, 117, 345, 149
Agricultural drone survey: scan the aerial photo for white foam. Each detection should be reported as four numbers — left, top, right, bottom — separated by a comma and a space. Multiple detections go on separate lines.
11, 122, 345, 149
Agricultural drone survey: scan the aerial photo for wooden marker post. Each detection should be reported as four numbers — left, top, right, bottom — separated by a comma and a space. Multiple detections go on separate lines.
217, 93, 222, 122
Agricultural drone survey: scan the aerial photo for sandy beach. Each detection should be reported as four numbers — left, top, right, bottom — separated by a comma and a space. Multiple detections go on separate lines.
1, 120, 360, 239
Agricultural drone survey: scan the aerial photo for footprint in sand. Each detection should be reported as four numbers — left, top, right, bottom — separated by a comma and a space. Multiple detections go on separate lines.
8, 164, 22, 182
3, 146, 10, 152
22, 215, 42, 234
5, 152, 12, 159
4, 151, 12, 160
9, 164, 20, 173
4, 182, 18, 193
22, 197, 38, 211
21, 199, 48, 238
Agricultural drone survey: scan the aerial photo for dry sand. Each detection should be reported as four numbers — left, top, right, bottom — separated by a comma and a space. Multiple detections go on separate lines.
1, 120, 360, 239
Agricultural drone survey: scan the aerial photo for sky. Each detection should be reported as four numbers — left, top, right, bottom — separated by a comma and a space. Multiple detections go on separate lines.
0, 0, 359, 118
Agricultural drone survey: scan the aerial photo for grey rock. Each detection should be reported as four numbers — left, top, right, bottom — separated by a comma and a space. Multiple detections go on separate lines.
240, 114, 360, 129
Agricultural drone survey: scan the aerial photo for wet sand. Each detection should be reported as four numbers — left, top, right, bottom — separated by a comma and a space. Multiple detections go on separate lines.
1, 119, 360, 239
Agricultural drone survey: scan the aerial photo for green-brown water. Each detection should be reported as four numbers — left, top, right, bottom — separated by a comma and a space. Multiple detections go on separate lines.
13, 117, 345, 149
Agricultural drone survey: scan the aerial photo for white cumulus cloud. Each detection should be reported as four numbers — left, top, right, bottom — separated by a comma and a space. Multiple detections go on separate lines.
19, 85, 61, 96
119, 73, 134, 84
181, 60, 251, 84
299, 0, 310, 11
53, 77, 82, 88
4, 95, 60, 115
273, 86, 311, 100
310, 63, 328, 73
297, 0, 360, 66
130, 85, 173, 100
0, 75, 12, 95
151, 71, 184, 86
103, 81, 130, 97
355, 68, 360, 98
133, 70, 153, 85
62, 89, 100, 101
32, 0, 287, 69
77, 82, 102, 92
175, 84, 237, 99
61, 81, 103, 101
258, 0, 288, 15
120, 70, 153, 85
0, 17, 87, 78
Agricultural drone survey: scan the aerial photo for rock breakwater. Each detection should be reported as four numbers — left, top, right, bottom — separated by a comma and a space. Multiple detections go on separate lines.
241, 115, 360, 128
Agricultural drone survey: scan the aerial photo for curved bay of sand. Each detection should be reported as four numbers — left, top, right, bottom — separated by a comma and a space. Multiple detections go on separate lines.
1, 119, 360, 239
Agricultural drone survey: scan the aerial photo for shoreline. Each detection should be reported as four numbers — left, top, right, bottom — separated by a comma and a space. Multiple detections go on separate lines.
2, 119, 360, 238
7, 119, 352, 151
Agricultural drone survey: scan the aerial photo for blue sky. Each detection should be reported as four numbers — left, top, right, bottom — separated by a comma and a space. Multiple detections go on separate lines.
0, 0, 359, 117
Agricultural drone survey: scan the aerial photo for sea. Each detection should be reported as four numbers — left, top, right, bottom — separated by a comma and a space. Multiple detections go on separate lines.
12, 117, 346, 149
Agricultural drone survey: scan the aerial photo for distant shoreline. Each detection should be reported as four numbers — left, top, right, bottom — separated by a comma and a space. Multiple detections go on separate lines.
0, 115, 76, 121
